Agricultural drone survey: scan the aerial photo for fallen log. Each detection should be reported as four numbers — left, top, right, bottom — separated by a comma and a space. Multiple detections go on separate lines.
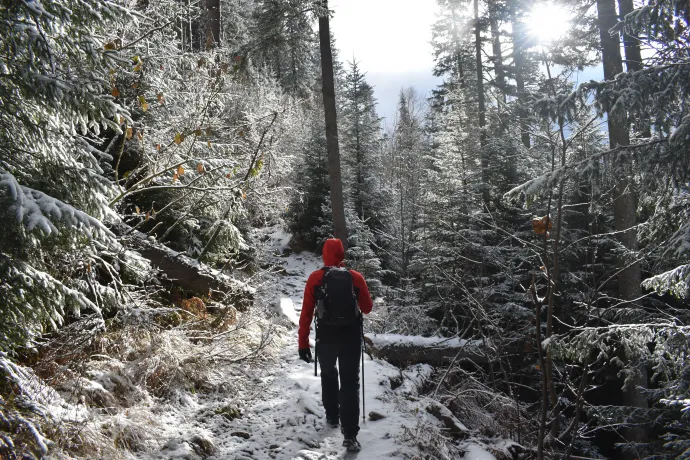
364, 333, 491, 367
111, 223, 254, 310
425, 400, 469, 438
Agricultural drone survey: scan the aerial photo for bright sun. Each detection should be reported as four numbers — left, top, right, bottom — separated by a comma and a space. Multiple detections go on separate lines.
527, 2, 572, 44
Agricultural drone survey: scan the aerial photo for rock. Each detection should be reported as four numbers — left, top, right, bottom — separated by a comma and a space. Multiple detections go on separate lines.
189, 434, 218, 458
160, 438, 203, 460
230, 431, 251, 440
269, 444, 280, 449
298, 436, 320, 449
368, 410, 386, 421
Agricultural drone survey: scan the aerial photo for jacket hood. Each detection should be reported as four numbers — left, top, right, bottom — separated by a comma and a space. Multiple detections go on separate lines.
322, 238, 345, 267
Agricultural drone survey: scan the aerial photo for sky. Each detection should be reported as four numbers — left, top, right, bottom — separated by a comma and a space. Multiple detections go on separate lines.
330, 0, 443, 126
329, 0, 604, 127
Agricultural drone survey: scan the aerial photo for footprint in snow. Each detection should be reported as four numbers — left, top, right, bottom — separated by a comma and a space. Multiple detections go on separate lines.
297, 391, 323, 418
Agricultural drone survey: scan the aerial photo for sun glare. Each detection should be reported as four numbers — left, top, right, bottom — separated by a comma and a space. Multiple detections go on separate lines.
527, 2, 572, 44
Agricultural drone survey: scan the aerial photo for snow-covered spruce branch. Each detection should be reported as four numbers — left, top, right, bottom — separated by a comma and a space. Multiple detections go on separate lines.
0, 171, 113, 239
642, 264, 690, 299
503, 139, 666, 199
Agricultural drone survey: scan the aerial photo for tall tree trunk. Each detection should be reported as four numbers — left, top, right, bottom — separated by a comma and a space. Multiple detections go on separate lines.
450, 4, 465, 86
489, 8, 517, 185
618, 0, 651, 137
205, 0, 220, 48
489, 14, 506, 102
596, 0, 647, 454
474, 0, 488, 205
510, 0, 530, 149
318, 1, 348, 248
618, 0, 643, 72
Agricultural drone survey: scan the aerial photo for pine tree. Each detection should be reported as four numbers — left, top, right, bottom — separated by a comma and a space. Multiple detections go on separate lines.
0, 0, 132, 352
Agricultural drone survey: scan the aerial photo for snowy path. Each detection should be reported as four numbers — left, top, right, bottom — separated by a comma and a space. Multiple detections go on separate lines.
202, 229, 425, 459
140, 228, 492, 460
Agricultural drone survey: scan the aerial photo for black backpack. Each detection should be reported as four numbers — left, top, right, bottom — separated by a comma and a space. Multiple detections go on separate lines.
315, 267, 360, 326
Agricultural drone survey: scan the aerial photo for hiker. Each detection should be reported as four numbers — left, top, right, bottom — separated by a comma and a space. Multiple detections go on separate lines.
298, 238, 373, 452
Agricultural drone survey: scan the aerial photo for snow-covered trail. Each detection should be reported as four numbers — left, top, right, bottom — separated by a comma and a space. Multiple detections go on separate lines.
141, 228, 503, 460
205, 229, 425, 459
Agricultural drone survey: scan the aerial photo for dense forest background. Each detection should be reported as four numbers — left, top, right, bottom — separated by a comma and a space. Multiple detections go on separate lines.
0, 0, 688, 458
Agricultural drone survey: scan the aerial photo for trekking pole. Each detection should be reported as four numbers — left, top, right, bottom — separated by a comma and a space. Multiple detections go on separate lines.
314, 320, 318, 377
361, 320, 365, 424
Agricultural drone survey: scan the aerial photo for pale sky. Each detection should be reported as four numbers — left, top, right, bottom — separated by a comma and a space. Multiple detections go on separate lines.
331, 0, 443, 125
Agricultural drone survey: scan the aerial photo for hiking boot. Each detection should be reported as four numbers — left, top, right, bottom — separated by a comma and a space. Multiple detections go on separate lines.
326, 416, 339, 428
342, 436, 361, 452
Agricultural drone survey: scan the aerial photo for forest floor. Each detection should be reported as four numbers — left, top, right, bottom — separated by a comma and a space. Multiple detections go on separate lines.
52, 227, 501, 460
134, 228, 439, 459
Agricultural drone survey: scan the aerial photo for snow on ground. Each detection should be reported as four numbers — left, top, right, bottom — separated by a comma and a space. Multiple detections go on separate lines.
129, 226, 498, 460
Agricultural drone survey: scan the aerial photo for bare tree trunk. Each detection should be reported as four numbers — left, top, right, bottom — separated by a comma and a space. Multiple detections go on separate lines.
205, 0, 221, 48
596, 0, 647, 453
474, 0, 488, 204
618, 0, 651, 137
489, 7, 517, 184
510, 0, 530, 149
450, 4, 465, 86
618, 0, 643, 72
317, 1, 348, 248
490, 14, 506, 101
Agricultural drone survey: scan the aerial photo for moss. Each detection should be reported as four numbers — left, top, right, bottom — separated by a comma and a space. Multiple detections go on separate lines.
214, 405, 242, 421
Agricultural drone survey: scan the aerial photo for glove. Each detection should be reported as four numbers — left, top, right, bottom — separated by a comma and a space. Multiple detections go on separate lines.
299, 348, 312, 363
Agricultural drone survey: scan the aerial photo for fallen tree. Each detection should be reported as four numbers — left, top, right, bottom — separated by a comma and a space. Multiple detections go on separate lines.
364, 333, 491, 366
111, 223, 254, 310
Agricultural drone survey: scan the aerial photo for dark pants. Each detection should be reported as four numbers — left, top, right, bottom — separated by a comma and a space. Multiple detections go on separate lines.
318, 340, 361, 437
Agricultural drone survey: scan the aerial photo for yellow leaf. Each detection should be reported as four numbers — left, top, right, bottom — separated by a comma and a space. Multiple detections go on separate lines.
145, 211, 150, 221
205, 127, 212, 136
111, 87, 120, 97
135, 206, 140, 214
207, 141, 211, 147
535, 364, 541, 371
157, 93, 165, 104
238, 130, 244, 137
86, 263, 91, 273
137, 131, 143, 141
177, 165, 185, 175
242, 191, 246, 200
132, 82, 139, 89
126, 127, 133, 139
197, 163, 204, 173
104, 42, 117, 50
174, 133, 184, 145
141, 102, 149, 112
194, 129, 202, 137
118, 115, 125, 125
156, 143, 161, 151
172, 173, 179, 183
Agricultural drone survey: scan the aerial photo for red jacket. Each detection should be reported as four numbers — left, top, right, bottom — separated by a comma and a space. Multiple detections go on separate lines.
298, 239, 373, 350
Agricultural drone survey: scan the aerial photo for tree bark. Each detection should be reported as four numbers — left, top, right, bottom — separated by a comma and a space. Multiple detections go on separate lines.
474, 0, 488, 204
205, 0, 221, 48
318, 1, 348, 249
364, 334, 490, 366
596, 0, 647, 453
618, 0, 642, 72
510, 0, 531, 149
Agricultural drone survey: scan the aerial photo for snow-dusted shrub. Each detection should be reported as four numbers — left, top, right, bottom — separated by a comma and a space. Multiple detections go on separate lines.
0, 0, 132, 353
